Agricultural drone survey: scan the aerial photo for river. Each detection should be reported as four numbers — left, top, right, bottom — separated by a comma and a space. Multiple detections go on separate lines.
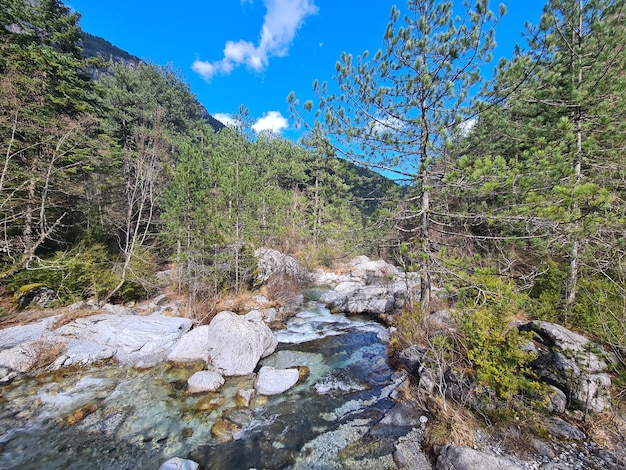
0, 296, 415, 469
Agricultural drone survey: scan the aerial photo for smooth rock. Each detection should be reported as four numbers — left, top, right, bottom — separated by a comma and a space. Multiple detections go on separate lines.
56, 313, 193, 365
436, 444, 524, 470
0, 317, 58, 350
187, 369, 225, 393
206, 311, 277, 376
159, 457, 199, 470
255, 366, 299, 395
101, 303, 136, 316
167, 325, 210, 364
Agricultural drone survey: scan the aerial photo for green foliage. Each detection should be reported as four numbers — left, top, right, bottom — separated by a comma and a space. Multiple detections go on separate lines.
528, 261, 569, 323
456, 270, 542, 402
7, 244, 118, 304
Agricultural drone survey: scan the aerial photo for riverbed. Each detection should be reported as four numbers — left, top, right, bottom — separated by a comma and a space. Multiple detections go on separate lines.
0, 299, 411, 469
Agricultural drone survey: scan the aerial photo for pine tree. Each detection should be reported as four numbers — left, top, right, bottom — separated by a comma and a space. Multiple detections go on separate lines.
305, 0, 504, 310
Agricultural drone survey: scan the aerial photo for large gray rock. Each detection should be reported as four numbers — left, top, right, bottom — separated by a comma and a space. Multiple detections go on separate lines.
168, 325, 210, 364
254, 248, 309, 284
323, 285, 396, 315
187, 368, 225, 393
56, 313, 193, 366
397, 344, 427, 375
348, 255, 400, 278
159, 457, 199, 470
207, 311, 277, 376
436, 444, 524, 470
0, 318, 65, 379
0, 317, 59, 350
254, 366, 300, 395
394, 428, 432, 470
525, 321, 611, 413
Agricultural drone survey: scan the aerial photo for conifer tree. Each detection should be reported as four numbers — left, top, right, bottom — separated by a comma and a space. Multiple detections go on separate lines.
306, 0, 504, 310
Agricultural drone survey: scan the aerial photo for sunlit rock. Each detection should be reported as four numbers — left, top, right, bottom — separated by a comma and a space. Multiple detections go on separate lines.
206, 311, 277, 376
159, 457, 199, 470
236, 388, 256, 407
255, 366, 299, 395
168, 325, 210, 364
187, 368, 225, 393
436, 444, 524, 470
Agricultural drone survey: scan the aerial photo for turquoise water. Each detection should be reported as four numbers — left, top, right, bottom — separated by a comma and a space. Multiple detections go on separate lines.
0, 302, 396, 469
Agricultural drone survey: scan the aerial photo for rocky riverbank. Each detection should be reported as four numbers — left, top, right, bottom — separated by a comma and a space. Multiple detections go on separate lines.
1, 252, 625, 469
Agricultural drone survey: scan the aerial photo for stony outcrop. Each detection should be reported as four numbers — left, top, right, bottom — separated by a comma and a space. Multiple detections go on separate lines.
56, 313, 193, 366
523, 320, 612, 413
15, 285, 57, 310
254, 366, 300, 395
206, 311, 277, 376
254, 247, 309, 284
0, 310, 192, 381
315, 255, 419, 318
436, 444, 524, 470
320, 285, 396, 315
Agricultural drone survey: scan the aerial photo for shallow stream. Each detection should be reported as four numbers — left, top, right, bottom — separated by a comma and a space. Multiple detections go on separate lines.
0, 297, 401, 469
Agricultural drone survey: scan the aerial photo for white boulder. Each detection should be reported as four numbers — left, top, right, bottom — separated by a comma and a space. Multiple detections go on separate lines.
255, 366, 299, 395
187, 368, 225, 393
207, 311, 277, 376
168, 325, 210, 364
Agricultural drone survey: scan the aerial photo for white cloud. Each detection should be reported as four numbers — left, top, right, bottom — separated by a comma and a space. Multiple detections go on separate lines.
458, 117, 477, 136
252, 111, 289, 134
369, 116, 405, 136
213, 113, 237, 127
193, 0, 318, 80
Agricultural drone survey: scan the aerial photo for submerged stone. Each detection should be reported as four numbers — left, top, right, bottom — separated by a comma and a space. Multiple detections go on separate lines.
187, 369, 225, 393
255, 366, 299, 395
159, 457, 199, 470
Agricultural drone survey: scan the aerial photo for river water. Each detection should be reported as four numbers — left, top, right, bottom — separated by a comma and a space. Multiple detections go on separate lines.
0, 297, 404, 469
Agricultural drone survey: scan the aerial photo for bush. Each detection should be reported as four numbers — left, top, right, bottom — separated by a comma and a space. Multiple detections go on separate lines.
457, 273, 543, 404
7, 243, 119, 304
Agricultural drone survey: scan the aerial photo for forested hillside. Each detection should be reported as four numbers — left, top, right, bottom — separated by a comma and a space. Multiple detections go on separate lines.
0, 0, 395, 317
3, 0, 626, 418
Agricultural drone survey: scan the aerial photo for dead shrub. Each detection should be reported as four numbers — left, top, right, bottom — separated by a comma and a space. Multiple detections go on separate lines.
24, 335, 67, 372
264, 273, 306, 307
186, 295, 219, 326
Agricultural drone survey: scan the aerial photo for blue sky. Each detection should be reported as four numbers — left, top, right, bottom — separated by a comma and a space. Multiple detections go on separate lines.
66, 0, 546, 137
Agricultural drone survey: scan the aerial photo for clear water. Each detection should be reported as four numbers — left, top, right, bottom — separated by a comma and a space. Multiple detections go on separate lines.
0, 301, 397, 470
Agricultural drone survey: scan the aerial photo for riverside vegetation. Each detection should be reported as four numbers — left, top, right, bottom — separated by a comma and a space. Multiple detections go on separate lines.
2, 0, 626, 467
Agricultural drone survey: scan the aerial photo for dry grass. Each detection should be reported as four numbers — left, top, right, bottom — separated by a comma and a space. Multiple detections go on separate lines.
51, 308, 102, 329
186, 296, 219, 326
24, 335, 67, 372
583, 410, 626, 449
424, 395, 478, 450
